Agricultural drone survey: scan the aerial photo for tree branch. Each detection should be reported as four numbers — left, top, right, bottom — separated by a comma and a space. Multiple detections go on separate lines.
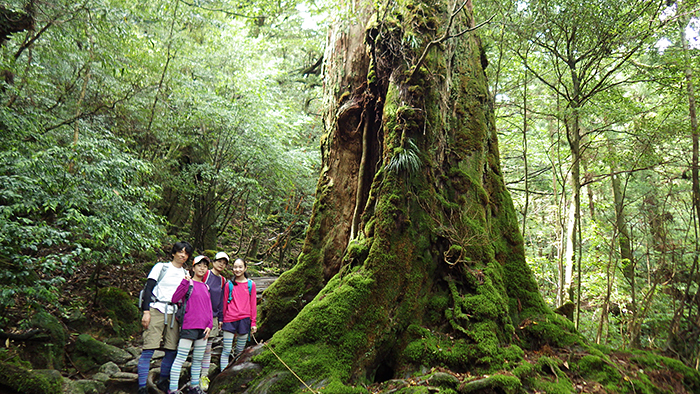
583, 161, 672, 186
43, 88, 139, 132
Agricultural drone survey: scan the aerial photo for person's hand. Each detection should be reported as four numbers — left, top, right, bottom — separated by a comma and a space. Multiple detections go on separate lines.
141, 310, 151, 329
204, 327, 211, 340
251, 325, 257, 334
184, 273, 192, 281
218, 321, 223, 330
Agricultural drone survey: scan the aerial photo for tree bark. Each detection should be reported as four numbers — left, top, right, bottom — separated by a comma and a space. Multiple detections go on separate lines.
249, 0, 554, 390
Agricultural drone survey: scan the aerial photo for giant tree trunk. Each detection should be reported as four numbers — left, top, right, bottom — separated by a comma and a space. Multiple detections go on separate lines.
250, 0, 558, 391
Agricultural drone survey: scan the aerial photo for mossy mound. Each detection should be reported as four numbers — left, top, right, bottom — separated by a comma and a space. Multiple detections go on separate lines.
237, 338, 700, 394
71, 333, 132, 374
25, 311, 68, 370
95, 286, 141, 338
0, 361, 63, 394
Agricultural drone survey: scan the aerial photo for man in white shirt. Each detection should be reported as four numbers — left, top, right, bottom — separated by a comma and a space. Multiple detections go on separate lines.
137, 241, 193, 394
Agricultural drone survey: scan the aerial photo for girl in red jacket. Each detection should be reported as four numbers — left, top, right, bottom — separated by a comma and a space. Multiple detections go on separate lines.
220, 258, 257, 370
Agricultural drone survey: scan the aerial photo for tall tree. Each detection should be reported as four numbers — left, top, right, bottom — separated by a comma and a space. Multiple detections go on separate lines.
243, 0, 569, 391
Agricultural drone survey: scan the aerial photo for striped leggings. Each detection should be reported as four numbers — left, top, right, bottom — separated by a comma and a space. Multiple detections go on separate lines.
170, 337, 207, 392
220, 331, 248, 371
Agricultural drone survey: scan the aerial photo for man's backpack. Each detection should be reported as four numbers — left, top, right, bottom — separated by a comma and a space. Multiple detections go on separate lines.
227, 279, 253, 303
175, 280, 194, 325
138, 263, 169, 308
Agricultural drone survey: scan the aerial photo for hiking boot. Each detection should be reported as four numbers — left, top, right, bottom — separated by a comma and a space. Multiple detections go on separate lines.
138, 387, 148, 394
199, 376, 210, 391
156, 377, 169, 393
188, 385, 205, 394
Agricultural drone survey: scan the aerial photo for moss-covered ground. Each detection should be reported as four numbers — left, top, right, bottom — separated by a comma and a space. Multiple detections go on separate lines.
359, 344, 700, 394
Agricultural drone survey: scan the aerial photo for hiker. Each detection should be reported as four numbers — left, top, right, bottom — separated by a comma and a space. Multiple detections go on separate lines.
198, 251, 228, 391
137, 241, 193, 394
219, 258, 257, 371
168, 255, 213, 394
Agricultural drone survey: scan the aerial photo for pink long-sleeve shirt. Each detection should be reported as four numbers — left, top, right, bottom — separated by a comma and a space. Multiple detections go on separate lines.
222, 279, 257, 326
172, 279, 213, 330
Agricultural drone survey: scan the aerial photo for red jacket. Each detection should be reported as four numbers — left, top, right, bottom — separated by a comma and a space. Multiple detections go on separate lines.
222, 279, 257, 326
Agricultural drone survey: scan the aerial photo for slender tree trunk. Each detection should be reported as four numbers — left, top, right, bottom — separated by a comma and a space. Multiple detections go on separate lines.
681, 3, 700, 353
145, 0, 179, 153
611, 157, 638, 346
563, 195, 575, 305
521, 53, 529, 238
596, 233, 616, 345
551, 97, 568, 308
566, 67, 582, 326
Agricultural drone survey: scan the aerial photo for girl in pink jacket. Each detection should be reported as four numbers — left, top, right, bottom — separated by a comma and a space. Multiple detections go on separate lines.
220, 258, 257, 370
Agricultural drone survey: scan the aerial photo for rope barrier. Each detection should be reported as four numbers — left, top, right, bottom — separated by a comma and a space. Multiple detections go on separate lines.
251, 333, 319, 394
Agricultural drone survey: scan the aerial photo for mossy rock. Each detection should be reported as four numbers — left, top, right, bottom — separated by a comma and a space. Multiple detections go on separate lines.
0, 362, 63, 394
426, 372, 459, 389
574, 354, 621, 387
65, 379, 107, 394
210, 362, 263, 393
517, 313, 582, 350
65, 308, 90, 333
72, 334, 133, 373
393, 387, 433, 394
458, 374, 521, 394
628, 350, 700, 393
245, 370, 295, 394
27, 311, 67, 370
95, 286, 141, 338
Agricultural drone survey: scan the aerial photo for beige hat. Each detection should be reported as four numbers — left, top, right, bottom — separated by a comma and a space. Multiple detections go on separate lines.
214, 251, 230, 262
193, 255, 210, 266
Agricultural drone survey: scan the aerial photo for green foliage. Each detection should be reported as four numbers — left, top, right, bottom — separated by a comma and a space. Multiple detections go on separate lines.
387, 139, 422, 175
0, 133, 164, 323
477, 0, 700, 365
0, 0, 323, 332
317, 380, 368, 393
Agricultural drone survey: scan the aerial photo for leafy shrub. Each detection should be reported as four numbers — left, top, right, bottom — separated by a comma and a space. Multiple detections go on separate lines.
0, 131, 164, 326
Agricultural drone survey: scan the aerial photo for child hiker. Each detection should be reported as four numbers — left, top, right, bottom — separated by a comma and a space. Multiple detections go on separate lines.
220, 258, 257, 371
168, 255, 213, 394
198, 251, 228, 391
137, 241, 193, 394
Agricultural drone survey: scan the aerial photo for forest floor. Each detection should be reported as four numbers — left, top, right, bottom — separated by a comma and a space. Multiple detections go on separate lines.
361, 347, 691, 394
2, 261, 695, 394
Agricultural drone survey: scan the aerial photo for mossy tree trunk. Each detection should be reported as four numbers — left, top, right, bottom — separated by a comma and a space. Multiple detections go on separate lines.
252, 0, 558, 391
